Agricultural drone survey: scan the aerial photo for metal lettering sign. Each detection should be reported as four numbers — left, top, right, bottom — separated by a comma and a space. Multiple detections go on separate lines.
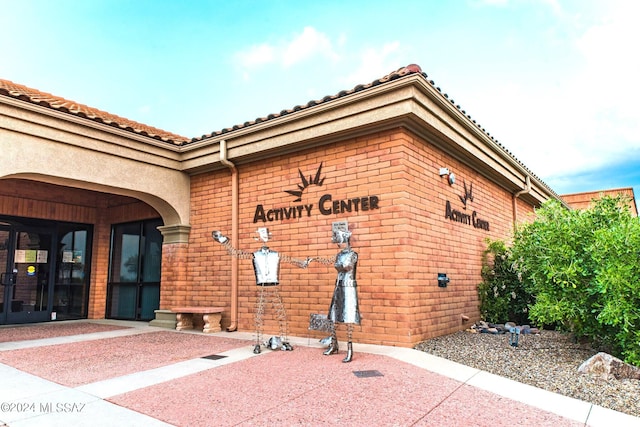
444, 179, 490, 231
253, 163, 381, 223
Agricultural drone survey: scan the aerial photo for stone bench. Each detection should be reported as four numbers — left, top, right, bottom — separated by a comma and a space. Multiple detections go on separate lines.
170, 307, 224, 333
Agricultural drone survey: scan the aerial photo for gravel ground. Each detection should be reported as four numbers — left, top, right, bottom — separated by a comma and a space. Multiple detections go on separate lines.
414, 330, 640, 418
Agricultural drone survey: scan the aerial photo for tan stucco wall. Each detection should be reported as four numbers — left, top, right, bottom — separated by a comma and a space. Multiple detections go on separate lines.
0, 101, 190, 237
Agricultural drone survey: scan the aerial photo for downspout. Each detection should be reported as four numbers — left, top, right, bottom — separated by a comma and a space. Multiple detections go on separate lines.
220, 140, 239, 332
512, 175, 531, 231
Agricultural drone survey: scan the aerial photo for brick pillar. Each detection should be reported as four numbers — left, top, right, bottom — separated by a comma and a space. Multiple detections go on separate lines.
158, 242, 189, 309
149, 241, 189, 329
87, 199, 109, 319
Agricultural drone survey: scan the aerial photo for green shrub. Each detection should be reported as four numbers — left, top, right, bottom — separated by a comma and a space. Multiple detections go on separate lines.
511, 195, 640, 365
589, 205, 640, 365
478, 239, 532, 325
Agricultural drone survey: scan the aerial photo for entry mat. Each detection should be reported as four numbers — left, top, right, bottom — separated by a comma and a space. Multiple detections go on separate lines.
201, 354, 228, 360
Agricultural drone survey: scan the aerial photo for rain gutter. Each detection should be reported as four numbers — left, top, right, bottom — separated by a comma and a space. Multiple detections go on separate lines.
219, 140, 238, 331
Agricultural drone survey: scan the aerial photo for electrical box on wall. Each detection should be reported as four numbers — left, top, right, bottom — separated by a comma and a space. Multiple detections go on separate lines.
437, 273, 449, 288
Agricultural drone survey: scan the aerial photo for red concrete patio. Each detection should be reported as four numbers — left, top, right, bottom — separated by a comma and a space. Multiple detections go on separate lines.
0, 320, 636, 426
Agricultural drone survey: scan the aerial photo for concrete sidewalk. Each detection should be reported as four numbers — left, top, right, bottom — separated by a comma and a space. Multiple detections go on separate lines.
0, 320, 638, 426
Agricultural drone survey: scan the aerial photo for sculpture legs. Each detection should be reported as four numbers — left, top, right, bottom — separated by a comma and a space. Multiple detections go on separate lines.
343, 324, 354, 363
271, 288, 293, 351
323, 325, 339, 355
322, 322, 353, 361
254, 286, 266, 354
254, 285, 292, 353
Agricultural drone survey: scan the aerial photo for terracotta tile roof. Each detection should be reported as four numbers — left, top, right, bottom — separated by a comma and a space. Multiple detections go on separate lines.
187, 63, 521, 159
0, 79, 189, 144
188, 64, 426, 143
188, 63, 555, 198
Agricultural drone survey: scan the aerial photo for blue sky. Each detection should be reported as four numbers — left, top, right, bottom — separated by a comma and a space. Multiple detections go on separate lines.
1, 0, 639, 205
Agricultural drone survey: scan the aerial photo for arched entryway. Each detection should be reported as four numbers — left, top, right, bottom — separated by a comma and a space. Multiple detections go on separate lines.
0, 99, 193, 324
0, 178, 181, 324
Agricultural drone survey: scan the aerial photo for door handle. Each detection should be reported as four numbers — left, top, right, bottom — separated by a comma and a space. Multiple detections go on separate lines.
1, 272, 16, 286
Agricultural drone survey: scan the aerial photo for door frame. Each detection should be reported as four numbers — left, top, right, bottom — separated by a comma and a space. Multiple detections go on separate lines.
0, 220, 56, 325
0, 223, 13, 324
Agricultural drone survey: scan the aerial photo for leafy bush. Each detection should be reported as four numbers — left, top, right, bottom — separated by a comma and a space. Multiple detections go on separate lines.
511, 196, 640, 365
478, 239, 532, 325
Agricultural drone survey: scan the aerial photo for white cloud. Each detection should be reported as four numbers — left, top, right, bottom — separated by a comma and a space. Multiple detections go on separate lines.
340, 41, 403, 87
473, 0, 509, 6
574, 2, 640, 104
233, 43, 275, 69
282, 26, 339, 68
540, 0, 563, 16
232, 26, 338, 74
474, 0, 562, 15
563, 2, 640, 165
231, 25, 407, 91
471, 1, 640, 183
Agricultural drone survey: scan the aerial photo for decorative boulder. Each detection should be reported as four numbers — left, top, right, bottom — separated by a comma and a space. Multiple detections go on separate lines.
504, 322, 517, 330
578, 352, 640, 380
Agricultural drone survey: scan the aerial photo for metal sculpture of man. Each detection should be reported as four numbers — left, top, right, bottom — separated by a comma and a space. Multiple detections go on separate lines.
320, 221, 361, 363
212, 227, 308, 354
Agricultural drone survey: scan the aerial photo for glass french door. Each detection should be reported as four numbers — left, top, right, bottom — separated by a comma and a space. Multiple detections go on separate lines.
0, 225, 11, 322
54, 226, 91, 320
0, 224, 53, 324
0, 219, 92, 325
106, 218, 162, 321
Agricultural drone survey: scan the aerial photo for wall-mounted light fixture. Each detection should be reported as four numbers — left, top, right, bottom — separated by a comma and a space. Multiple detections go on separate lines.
439, 167, 455, 185
437, 273, 449, 288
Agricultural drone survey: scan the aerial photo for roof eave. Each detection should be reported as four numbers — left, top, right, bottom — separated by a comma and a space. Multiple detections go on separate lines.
181, 73, 560, 206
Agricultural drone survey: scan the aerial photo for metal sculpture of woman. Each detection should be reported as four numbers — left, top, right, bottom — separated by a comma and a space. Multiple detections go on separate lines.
212, 227, 308, 354
322, 224, 361, 363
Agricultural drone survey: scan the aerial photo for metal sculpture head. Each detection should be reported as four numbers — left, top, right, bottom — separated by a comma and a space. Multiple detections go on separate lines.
332, 229, 351, 245
212, 230, 228, 244
331, 221, 351, 247
256, 227, 271, 244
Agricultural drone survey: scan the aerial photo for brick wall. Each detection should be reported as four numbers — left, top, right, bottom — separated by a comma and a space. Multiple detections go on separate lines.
0, 179, 98, 224
185, 128, 532, 347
